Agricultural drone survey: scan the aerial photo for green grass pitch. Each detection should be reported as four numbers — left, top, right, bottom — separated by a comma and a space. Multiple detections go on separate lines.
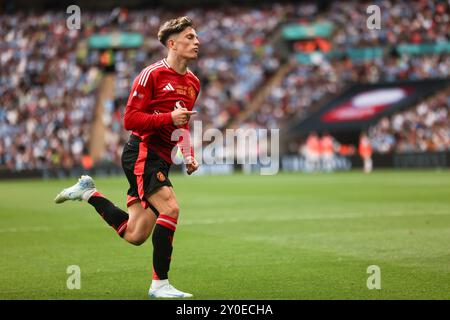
0, 170, 449, 299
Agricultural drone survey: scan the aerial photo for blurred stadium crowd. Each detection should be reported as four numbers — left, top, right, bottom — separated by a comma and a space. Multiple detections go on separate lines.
369, 87, 450, 153
0, 0, 449, 171
248, 55, 450, 130
0, 13, 102, 171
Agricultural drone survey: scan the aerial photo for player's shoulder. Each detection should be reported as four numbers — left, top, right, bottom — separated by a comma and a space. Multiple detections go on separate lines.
186, 68, 200, 82
186, 68, 200, 86
140, 59, 168, 74
136, 60, 168, 87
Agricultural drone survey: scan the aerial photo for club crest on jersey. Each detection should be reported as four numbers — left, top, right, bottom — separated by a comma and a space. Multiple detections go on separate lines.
156, 171, 166, 182
188, 86, 196, 99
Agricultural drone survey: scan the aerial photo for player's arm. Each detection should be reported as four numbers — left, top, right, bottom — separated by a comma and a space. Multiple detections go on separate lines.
124, 94, 196, 132
172, 115, 198, 175
123, 70, 196, 131
177, 122, 195, 161
123, 81, 172, 131
181, 81, 201, 174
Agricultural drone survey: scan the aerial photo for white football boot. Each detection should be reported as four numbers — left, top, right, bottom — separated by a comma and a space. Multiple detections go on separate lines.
149, 281, 193, 298
54, 175, 96, 204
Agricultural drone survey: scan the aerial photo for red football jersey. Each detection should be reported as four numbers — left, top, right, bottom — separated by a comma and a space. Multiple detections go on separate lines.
123, 58, 200, 164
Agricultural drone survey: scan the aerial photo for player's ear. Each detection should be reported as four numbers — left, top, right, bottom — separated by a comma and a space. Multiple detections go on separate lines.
167, 38, 176, 50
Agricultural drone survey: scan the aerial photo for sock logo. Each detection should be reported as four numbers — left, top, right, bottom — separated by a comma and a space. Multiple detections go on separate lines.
156, 172, 166, 182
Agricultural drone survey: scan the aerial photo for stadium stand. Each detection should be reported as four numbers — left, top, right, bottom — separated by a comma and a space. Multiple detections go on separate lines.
369, 85, 450, 153
0, 13, 101, 172
245, 54, 450, 130
0, 0, 449, 174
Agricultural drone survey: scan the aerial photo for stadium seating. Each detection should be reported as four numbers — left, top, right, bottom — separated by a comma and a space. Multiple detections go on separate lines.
0, 13, 101, 171
0, 0, 448, 172
369, 86, 450, 153
247, 54, 450, 130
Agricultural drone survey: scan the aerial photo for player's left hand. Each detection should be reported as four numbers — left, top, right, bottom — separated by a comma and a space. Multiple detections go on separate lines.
186, 157, 199, 175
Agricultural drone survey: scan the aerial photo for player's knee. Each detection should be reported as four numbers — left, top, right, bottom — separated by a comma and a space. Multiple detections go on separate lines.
164, 203, 179, 220
129, 237, 146, 246
127, 232, 148, 246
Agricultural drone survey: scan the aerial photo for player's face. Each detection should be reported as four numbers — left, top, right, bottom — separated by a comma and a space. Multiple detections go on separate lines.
171, 27, 200, 60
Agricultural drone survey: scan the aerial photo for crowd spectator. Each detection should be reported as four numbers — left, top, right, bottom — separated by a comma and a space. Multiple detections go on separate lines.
328, 0, 450, 48
1, 1, 449, 172
0, 12, 101, 171
247, 53, 450, 130
369, 87, 450, 153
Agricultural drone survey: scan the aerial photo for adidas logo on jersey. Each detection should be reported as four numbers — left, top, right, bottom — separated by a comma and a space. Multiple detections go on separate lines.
163, 83, 175, 91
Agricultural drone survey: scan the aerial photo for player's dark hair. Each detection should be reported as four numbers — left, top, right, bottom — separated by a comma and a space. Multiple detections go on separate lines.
158, 16, 195, 47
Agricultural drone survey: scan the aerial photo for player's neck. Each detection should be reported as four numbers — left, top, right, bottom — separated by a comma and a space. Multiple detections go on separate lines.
165, 55, 188, 75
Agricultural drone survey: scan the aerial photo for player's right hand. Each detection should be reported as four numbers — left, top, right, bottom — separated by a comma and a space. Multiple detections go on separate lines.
171, 108, 197, 126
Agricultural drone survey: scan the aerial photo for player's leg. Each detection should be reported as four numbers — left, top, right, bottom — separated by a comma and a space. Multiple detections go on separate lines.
54, 175, 130, 236
54, 176, 156, 243
146, 186, 192, 298
128, 141, 190, 298
122, 201, 157, 246
107, 133, 158, 243
364, 156, 373, 173
148, 186, 179, 280
368, 156, 373, 173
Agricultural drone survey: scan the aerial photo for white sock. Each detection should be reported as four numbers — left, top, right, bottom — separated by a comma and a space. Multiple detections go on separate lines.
82, 188, 97, 202
151, 279, 169, 290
